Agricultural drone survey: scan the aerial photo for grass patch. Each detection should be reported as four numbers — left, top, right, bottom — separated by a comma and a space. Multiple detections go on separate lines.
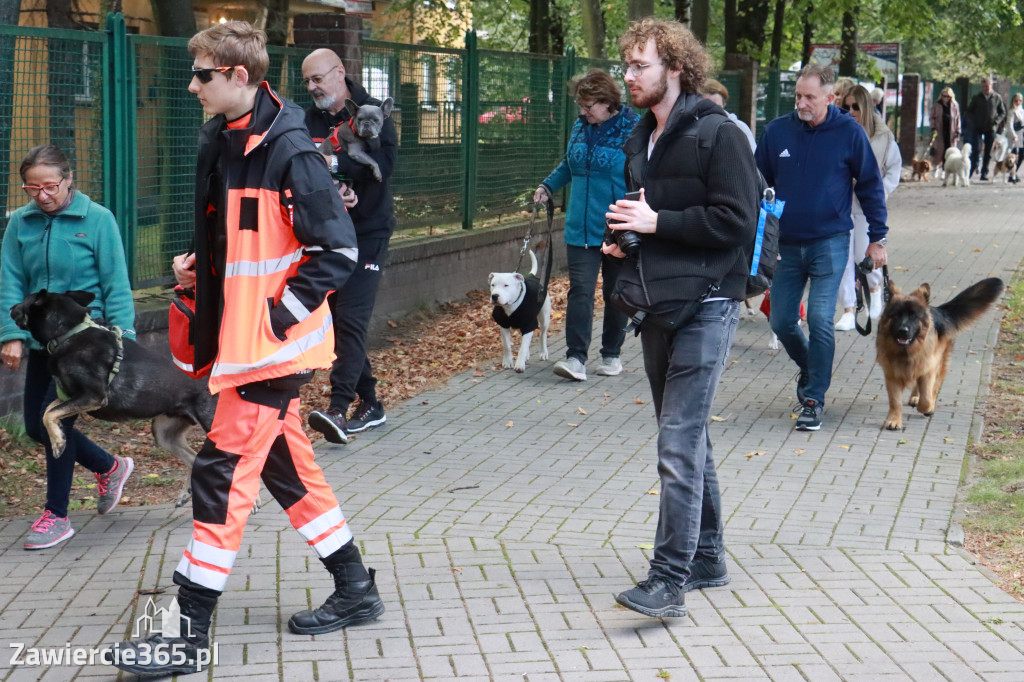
962, 273, 1024, 600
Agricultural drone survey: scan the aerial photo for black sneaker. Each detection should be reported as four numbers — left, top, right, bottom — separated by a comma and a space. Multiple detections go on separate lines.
682, 556, 731, 594
308, 407, 351, 444
346, 400, 386, 433
795, 400, 822, 431
615, 575, 687, 617
796, 370, 809, 404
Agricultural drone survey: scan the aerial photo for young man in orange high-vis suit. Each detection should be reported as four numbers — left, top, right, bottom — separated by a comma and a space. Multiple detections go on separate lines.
109, 21, 383, 678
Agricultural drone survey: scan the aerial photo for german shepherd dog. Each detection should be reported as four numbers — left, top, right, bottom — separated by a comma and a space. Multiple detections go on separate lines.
876, 278, 1004, 430
10, 290, 217, 506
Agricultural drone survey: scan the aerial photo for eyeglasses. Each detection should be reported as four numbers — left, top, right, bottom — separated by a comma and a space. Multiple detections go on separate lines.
191, 65, 240, 84
302, 64, 340, 87
22, 179, 65, 197
623, 61, 658, 77
576, 101, 595, 112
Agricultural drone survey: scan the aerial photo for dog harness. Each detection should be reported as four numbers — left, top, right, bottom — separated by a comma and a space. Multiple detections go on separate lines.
46, 315, 124, 400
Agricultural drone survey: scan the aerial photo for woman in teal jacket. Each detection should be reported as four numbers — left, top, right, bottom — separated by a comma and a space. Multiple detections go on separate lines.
0, 144, 136, 550
534, 69, 639, 382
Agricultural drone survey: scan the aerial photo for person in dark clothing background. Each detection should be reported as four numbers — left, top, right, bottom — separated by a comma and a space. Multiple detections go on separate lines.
966, 76, 1006, 181
302, 48, 397, 443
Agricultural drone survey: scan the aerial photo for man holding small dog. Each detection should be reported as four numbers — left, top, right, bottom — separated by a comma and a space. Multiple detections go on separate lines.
755, 64, 889, 431
109, 22, 383, 677
603, 18, 759, 618
302, 48, 397, 442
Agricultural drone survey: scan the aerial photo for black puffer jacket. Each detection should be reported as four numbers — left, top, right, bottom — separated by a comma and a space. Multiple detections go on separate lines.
617, 93, 759, 311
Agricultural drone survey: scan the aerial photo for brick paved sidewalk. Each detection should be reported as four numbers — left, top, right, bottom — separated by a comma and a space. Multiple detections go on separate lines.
2, 183, 1024, 681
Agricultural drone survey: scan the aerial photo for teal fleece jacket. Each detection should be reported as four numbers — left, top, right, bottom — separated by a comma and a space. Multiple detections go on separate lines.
541, 107, 639, 248
0, 191, 135, 349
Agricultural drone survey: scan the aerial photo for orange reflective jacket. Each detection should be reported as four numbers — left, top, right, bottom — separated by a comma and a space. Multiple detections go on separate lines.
191, 84, 358, 393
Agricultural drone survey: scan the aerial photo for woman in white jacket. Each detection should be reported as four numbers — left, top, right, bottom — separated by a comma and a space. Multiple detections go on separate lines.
836, 85, 902, 331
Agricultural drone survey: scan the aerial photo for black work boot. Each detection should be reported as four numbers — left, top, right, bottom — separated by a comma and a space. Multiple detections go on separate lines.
288, 541, 385, 635
109, 572, 220, 677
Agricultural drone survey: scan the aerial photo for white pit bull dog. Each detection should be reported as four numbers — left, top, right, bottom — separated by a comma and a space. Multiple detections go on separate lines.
489, 250, 551, 373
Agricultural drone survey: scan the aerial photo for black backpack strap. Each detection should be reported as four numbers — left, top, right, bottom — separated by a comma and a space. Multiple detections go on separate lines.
692, 112, 731, 184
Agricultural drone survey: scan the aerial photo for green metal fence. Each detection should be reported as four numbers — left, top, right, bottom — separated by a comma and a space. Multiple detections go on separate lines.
0, 17, 788, 288
0, 23, 108, 237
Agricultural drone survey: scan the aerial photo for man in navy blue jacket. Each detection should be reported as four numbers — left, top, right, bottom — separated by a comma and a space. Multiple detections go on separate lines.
755, 64, 889, 431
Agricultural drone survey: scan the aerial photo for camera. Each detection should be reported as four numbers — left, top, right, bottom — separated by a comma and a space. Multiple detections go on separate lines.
603, 190, 642, 257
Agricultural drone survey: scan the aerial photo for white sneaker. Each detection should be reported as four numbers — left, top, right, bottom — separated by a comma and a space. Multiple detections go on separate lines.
553, 357, 587, 381
869, 289, 884, 320
834, 312, 856, 331
595, 357, 623, 376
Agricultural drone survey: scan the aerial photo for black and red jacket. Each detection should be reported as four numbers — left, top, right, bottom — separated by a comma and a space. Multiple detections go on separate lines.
192, 83, 359, 392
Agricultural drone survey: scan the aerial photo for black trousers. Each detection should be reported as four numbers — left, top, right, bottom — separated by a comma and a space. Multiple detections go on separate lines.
327, 236, 388, 411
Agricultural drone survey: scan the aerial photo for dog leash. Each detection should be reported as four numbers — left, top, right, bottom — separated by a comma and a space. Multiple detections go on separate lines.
855, 257, 890, 336
516, 197, 555, 274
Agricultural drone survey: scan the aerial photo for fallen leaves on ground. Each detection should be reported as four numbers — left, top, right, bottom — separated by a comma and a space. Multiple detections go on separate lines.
0, 277, 572, 517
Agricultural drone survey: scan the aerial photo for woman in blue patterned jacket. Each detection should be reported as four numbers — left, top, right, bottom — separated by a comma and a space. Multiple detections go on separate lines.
535, 69, 638, 382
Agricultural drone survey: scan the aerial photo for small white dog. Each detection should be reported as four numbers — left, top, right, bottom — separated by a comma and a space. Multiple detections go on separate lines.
943, 143, 972, 187
489, 250, 551, 373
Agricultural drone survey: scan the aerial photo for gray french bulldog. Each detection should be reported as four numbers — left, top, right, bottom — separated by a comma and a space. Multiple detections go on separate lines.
318, 96, 394, 182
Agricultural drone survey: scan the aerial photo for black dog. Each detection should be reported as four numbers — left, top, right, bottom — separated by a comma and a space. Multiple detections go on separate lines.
10, 290, 217, 507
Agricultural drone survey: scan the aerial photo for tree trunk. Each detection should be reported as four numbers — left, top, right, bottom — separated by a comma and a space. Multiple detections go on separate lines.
769, 0, 785, 68
628, 0, 654, 21
839, 6, 857, 77
150, 0, 195, 37
580, 0, 605, 59
528, 0, 550, 54
265, 0, 289, 47
691, 0, 709, 43
674, 0, 691, 24
801, 1, 814, 68
736, 0, 771, 53
724, 0, 737, 53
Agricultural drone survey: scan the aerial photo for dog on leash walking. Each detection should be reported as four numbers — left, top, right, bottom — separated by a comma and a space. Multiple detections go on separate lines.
318, 97, 394, 182
876, 277, 1003, 430
10, 290, 217, 507
489, 250, 551, 373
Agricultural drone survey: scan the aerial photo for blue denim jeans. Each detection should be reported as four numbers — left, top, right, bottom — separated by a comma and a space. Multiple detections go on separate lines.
24, 349, 115, 518
769, 232, 851, 406
640, 299, 740, 585
564, 245, 628, 363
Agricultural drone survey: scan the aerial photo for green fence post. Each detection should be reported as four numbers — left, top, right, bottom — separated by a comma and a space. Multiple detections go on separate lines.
105, 13, 138, 286
461, 30, 479, 230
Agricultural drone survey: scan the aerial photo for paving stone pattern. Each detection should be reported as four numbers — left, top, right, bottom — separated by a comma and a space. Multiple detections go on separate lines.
2, 184, 1024, 680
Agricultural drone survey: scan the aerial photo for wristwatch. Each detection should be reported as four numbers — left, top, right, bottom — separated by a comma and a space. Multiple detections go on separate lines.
870, 237, 887, 246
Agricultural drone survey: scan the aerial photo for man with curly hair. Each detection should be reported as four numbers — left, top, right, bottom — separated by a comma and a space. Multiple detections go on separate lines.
604, 18, 759, 618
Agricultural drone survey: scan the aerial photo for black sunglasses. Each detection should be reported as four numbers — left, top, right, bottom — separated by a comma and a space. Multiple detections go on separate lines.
191, 65, 240, 84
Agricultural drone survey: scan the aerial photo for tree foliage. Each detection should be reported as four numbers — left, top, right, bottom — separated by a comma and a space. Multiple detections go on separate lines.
374, 0, 1024, 83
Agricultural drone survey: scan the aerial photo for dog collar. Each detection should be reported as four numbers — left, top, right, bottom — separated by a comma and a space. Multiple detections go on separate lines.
46, 315, 98, 354
510, 281, 527, 311
47, 316, 125, 399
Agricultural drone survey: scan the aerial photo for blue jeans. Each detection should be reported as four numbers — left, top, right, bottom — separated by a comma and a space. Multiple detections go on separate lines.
564, 245, 628, 362
640, 299, 740, 585
769, 232, 851, 406
24, 349, 115, 518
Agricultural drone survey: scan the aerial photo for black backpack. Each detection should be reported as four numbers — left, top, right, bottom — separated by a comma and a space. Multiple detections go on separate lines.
692, 112, 780, 299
